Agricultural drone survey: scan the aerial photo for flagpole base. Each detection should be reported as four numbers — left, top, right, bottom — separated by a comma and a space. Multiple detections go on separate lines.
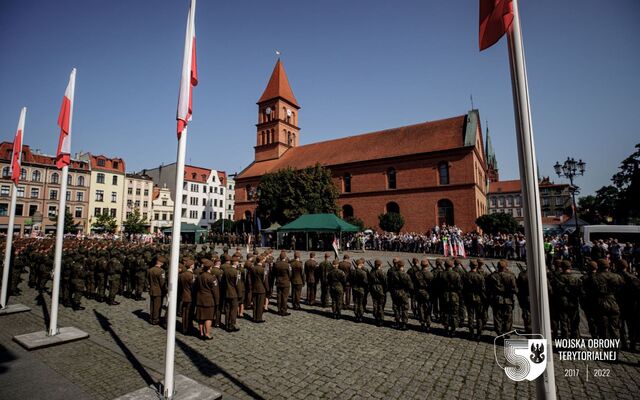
0, 303, 31, 315
114, 374, 222, 400
13, 326, 89, 350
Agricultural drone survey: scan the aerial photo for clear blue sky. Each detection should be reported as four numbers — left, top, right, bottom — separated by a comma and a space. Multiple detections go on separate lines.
1, 0, 638, 196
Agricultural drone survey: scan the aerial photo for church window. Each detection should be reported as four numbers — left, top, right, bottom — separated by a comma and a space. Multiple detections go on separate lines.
438, 162, 450, 185
343, 173, 352, 193
387, 168, 396, 189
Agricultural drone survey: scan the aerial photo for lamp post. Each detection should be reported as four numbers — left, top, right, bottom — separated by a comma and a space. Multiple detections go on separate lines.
553, 157, 586, 266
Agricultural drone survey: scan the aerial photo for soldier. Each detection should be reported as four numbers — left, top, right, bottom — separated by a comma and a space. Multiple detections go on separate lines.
84, 251, 96, 300
179, 257, 195, 334
243, 255, 254, 311
147, 256, 166, 325
106, 253, 123, 305
407, 257, 420, 318
391, 260, 413, 330
493, 260, 518, 337
580, 260, 599, 339
328, 259, 346, 319
368, 259, 387, 327
413, 259, 434, 332
515, 263, 531, 333
211, 258, 224, 327
441, 259, 462, 336
251, 258, 267, 323
557, 260, 582, 339
319, 253, 332, 307
223, 257, 240, 332
616, 259, 639, 351
351, 258, 368, 322
60, 256, 72, 308
593, 259, 624, 340
271, 251, 291, 316
196, 259, 216, 339
290, 251, 305, 310
95, 251, 108, 303
339, 254, 352, 309
236, 256, 246, 318
133, 253, 147, 301
463, 259, 485, 340
69, 255, 86, 311
431, 258, 445, 322
304, 252, 318, 305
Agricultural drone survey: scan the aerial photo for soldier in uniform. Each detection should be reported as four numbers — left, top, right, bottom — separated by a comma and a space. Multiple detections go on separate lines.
236, 256, 246, 318
339, 254, 352, 309
441, 259, 462, 336
593, 259, 624, 339
493, 260, 518, 337
251, 258, 267, 323
319, 253, 332, 307
290, 251, 305, 310
368, 259, 387, 327
616, 259, 639, 350
106, 252, 122, 305
211, 257, 224, 327
84, 251, 96, 300
179, 257, 195, 334
390, 260, 413, 330
350, 258, 368, 322
516, 263, 531, 333
223, 257, 240, 332
304, 252, 318, 305
147, 256, 166, 325
133, 253, 147, 301
431, 258, 445, 322
69, 255, 86, 310
463, 259, 485, 340
327, 259, 346, 319
272, 251, 291, 316
413, 259, 434, 332
557, 260, 582, 339
60, 256, 72, 308
95, 250, 108, 303
196, 259, 216, 339
580, 260, 599, 339
407, 257, 420, 318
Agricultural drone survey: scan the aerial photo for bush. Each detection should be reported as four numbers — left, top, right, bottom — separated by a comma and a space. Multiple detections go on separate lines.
378, 212, 404, 233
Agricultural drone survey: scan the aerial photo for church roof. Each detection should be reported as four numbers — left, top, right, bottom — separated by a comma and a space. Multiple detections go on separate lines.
238, 111, 479, 179
257, 59, 299, 107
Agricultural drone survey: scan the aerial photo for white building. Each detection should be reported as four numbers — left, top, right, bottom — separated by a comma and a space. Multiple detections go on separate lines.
225, 174, 235, 220
150, 183, 174, 233
144, 163, 228, 229
124, 173, 154, 230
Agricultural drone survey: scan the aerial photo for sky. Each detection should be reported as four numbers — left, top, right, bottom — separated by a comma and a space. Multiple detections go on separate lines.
1, 0, 639, 197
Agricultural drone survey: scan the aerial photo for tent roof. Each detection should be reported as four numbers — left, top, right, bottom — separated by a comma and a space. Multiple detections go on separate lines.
163, 222, 208, 233
279, 214, 359, 233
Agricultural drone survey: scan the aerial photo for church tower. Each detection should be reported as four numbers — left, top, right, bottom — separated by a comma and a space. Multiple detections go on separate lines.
485, 126, 499, 182
255, 59, 300, 162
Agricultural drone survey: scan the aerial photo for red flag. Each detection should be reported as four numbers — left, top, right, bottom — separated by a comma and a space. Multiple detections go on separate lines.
56, 68, 76, 169
11, 108, 26, 185
176, 0, 198, 139
479, 0, 514, 51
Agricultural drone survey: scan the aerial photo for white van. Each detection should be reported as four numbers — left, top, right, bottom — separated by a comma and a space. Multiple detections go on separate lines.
582, 225, 640, 244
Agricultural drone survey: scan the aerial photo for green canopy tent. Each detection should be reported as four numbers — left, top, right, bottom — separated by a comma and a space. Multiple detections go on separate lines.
163, 223, 208, 244
277, 214, 359, 251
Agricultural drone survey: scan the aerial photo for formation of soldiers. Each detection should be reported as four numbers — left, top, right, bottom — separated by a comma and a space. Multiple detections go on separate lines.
1, 238, 639, 350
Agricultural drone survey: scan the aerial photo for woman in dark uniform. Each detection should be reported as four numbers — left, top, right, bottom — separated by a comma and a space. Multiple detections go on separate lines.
196, 259, 217, 339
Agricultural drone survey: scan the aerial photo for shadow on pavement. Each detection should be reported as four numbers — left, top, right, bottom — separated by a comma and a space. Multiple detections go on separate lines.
175, 337, 266, 400
93, 310, 156, 386
36, 292, 51, 330
0, 343, 17, 374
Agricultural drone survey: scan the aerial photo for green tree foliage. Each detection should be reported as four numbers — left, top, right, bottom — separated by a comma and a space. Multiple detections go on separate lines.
122, 208, 148, 234
211, 218, 235, 232
378, 212, 405, 233
611, 143, 640, 223
92, 213, 118, 233
345, 216, 365, 231
257, 164, 339, 225
59, 209, 80, 234
476, 213, 519, 234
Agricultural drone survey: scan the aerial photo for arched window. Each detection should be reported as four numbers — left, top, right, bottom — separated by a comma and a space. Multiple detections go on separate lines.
437, 199, 455, 226
246, 184, 253, 201
438, 162, 449, 185
32, 170, 41, 182
343, 173, 351, 193
244, 210, 252, 220
287, 131, 292, 146
342, 204, 354, 218
387, 167, 396, 189
386, 201, 400, 214
2, 167, 9, 178
67, 174, 73, 185
20, 168, 26, 180
77, 176, 85, 187
51, 172, 59, 184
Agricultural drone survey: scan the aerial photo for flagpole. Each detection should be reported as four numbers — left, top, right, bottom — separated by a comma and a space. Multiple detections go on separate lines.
164, 126, 187, 399
48, 164, 69, 335
506, 1, 556, 398
1, 106, 26, 310
0, 182, 19, 308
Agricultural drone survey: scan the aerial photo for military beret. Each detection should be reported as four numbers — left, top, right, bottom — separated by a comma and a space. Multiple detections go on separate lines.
183, 257, 195, 267
596, 258, 609, 269
445, 259, 454, 268
435, 258, 443, 266
587, 260, 598, 270
356, 258, 364, 265
470, 259, 478, 267
294, 251, 300, 258
309, 252, 315, 257
420, 259, 429, 267
343, 254, 350, 260
202, 259, 214, 268
560, 260, 572, 270
324, 252, 331, 258
498, 260, 508, 269
412, 257, 419, 264
374, 259, 382, 267
615, 259, 629, 270
332, 259, 340, 265
397, 260, 405, 267
156, 255, 167, 265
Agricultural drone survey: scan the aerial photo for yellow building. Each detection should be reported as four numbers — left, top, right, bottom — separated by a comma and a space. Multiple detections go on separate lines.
79, 153, 126, 233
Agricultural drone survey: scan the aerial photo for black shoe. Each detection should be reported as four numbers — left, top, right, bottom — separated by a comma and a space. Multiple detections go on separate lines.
73, 305, 86, 311
108, 300, 120, 306
284, 312, 291, 316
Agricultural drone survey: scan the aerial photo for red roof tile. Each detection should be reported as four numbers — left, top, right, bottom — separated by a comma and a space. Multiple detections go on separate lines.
0, 142, 89, 170
257, 59, 299, 107
237, 115, 468, 179
489, 180, 521, 194
184, 165, 211, 183
90, 154, 125, 173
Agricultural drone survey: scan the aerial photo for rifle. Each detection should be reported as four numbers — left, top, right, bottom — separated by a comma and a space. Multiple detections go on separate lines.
427, 258, 437, 272
387, 261, 394, 269
366, 260, 374, 269
515, 263, 524, 274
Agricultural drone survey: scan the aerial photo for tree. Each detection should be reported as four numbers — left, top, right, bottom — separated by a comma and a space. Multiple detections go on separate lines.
92, 213, 118, 233
378, 212, 404, 233
611, 143, 640, 223
476, 213, 519, 234
257, 164, 339, 225
345, 216, 365, 231
211, 218, 235, 232
122, 208, 148, 234
49, 209, 80, 234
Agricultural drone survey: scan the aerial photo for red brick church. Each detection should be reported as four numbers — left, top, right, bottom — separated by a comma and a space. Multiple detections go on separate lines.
234, 60, 495, 232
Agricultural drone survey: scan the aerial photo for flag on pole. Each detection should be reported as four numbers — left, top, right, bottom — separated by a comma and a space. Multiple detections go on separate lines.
332, 235, 340, 259
176, 0, 198, 139
56, 68, 76, 169
479, 0, 514, 50
10, 109, 25, 185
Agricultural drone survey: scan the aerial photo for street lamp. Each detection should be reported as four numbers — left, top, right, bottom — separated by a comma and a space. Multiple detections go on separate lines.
554, 157, 586, 266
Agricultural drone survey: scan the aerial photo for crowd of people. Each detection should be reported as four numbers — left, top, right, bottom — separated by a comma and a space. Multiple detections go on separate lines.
1, 236, 639, 352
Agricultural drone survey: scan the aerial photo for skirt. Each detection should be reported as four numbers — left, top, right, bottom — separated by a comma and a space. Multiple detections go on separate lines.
196, 306, 214, 321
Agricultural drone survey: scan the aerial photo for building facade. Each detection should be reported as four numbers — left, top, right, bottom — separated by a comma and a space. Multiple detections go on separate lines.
79, 153, 126, 232
124, 173, 154, 231
144, 164, 228, 229
150, 184, 174, 233
234, 60, 491, 232
225, 174, 235, 220
488, 177, 572, 223
0, 143, 90, 234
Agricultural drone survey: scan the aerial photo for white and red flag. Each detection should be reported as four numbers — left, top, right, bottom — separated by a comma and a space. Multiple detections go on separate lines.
11, 108, 26, 185
176, 0, 198, 139
56, 68, 76, 169
479, 0, 514, 51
